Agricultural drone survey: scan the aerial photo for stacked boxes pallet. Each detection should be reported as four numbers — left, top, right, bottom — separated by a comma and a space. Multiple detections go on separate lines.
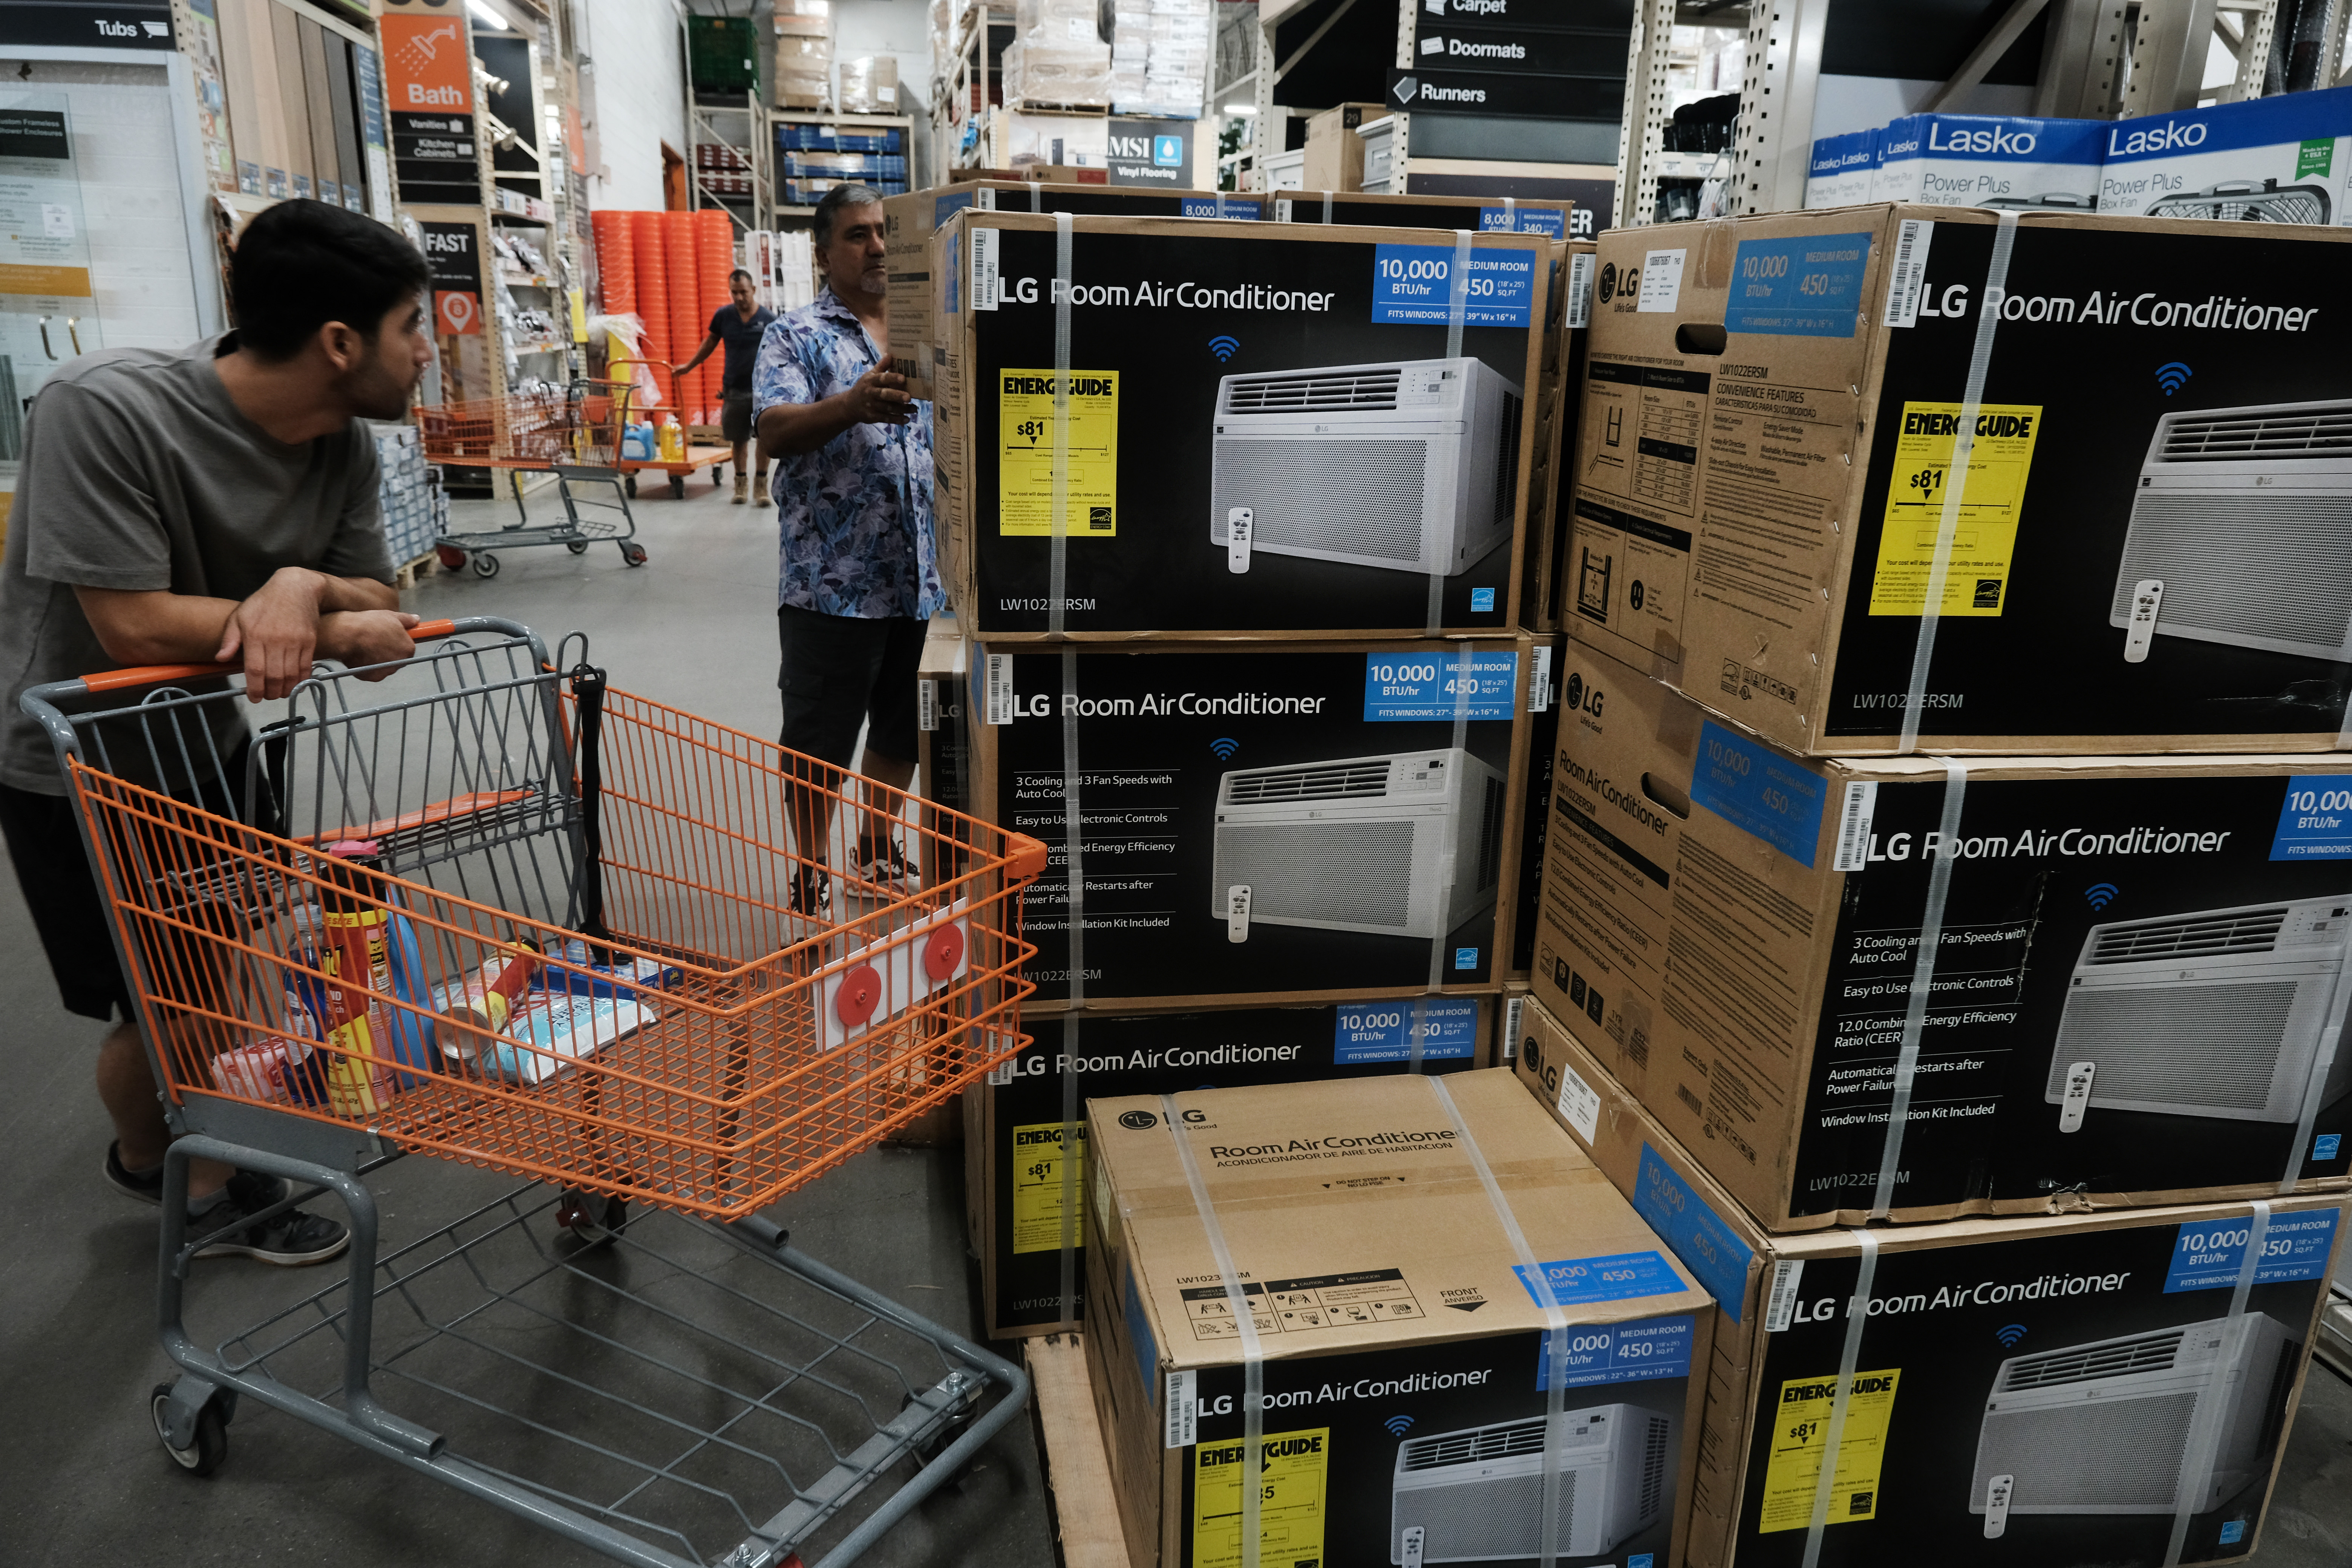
908, 200, 1588, 1342
1523, 201, 2352, 1565
376, 425, 444, 578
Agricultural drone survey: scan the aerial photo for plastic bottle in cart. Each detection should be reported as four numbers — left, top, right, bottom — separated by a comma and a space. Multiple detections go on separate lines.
315, 840, 421, 1115
660, 415, 686, 461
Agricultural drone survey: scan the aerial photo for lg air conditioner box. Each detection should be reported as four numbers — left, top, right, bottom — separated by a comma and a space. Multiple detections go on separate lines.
1390, 1404, 1675, 1563
2045, 896, 2352, 1129
1969, 1313, 2298, 1532
2110, 400, 2352, 663
1209, 358, 1523, 577
1211, 749, 1504, 941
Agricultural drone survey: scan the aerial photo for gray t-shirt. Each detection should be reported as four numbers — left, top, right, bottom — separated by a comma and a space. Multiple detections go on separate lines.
0, 333, 390, 795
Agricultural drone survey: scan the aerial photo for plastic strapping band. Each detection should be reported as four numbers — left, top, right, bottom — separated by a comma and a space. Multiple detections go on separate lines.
1048, 212, 1074, 636
1431, 230, 1473, 634
2285, 995, 2343, 1194
1898, 209, 2017, 755
1061, 648, 1084, 1008
1058, 1014, 1081, 1323
1161, 1092, 1265, 1568
1798, 1229, 1880, 1568
1871, 758, 1969, 1220
1425, 1075, 1570, 1566
1418, 642, 1479, 1009
1027, 178, 1041, 212
1503, 195, 1516, 229
2165, 1199, 2271, 1566
1321, 191, 1332, 224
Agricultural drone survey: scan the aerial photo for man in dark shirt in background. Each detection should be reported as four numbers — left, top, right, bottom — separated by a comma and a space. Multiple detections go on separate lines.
674, 268, 777, 504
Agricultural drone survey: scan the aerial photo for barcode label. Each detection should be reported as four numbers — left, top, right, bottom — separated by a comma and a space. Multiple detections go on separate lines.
1882, 219, 1934, 328
985, 654, 1016, 726
970, 225, 1000, 312
974, 187, 997, 211
1274, 198, 1294, 222
986, 1060, 1016, 1087
1565, 251, 1595, 330
1764, 1259, 1806, 1333
919, 678, 939, 733
1530, 645, 1554, 712
1503, 994, 1526, 1061
1165, 1369, 1197, 1447
1833, 781, 1878, 873
1554, 1059, 1601, 1143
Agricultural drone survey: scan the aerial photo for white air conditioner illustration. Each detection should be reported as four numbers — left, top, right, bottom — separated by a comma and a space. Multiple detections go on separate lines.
1969, 1314, 2297, 1527
2110, 399, 2352, 663
1209, 357, 1523, 576
1211, 749, 1504, 942
2045, 896, 2352, 1128
1390, 1404, 1675, 1563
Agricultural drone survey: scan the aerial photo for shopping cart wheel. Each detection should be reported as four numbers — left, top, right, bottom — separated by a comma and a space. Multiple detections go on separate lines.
668, 475, 686, 499
435, 544, 467, 572
150, 1383, 228, 1477
899, 1390, 977, 1466
622, 543, 649, 568
472, 551, 500, 579
556, 1188, 626, 1244
565, 538, 590, 555
625, 473, 638, 497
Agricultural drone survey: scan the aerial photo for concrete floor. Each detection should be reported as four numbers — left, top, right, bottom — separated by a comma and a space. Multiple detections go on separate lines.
3, 466, 2349, 1565
0, 470, 1054, 1567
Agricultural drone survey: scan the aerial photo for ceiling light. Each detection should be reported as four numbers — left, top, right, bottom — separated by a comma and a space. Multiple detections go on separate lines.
1222, 104, 1258, 116
468, 0, 510, 32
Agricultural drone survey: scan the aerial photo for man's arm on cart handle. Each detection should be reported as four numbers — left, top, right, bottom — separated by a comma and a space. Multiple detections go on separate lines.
756, 366, 913, 457
672, 329, 721, 379
77, 570, 417, 701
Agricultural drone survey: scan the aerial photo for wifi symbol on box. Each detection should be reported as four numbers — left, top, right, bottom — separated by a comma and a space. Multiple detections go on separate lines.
1210, 737, 1240, 761
2155, 361, 2193, 396
2086, 882, 2120, 912
1384, 1414, 1416, 1438
1996, 1324, 2029, 1349
1208, 335, 1241, 362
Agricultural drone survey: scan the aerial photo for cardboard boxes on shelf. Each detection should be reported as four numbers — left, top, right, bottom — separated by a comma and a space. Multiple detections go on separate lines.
927, 210, 1558, 637
1563, 204, 2352, 753
1512, 997, 2347, 1568
965, 997, 1490, 1337
1303, 102, 1387, 191
1531, 637, 2352, 1229
1084, 1069, 1716, 1568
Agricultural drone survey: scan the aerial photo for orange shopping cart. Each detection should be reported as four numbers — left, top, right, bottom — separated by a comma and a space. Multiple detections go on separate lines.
21, 617, 1046, 1566
418, 379, 650, 578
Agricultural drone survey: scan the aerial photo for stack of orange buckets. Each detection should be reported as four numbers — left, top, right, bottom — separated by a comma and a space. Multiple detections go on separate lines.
595, 209, 752, 433
661, 212, 701, 426
694, 208, 736, 427
628, 211, 670, 415
590, 210, 633, 317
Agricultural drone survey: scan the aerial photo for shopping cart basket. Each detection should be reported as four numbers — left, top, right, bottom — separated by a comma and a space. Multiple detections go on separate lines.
20, 616, 1046, 1567
420, 380, 650, 577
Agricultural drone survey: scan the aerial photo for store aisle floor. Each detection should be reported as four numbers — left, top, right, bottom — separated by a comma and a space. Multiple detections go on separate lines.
0, 476, 1054, 1567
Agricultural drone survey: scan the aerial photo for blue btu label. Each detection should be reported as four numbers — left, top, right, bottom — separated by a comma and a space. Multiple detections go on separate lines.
1363, 652, 1518, 721
1331, 999, 1479, 1064
2164, 1208, 2339, 1293
1535, 1313, 1696, 1390
1690, 720, 1828, 867
1370, 243, 1536, 328
2270, 774, 2352, 859
1724, 232, 1873, 337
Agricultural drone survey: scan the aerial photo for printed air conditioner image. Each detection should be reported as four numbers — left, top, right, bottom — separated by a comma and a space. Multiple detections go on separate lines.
2109, 400, 2352, 663
1211, 749, 1505, 941
1208, 358, 1523, 577
2044, 896, 2352, 1128
1969, 1314, 2298, 1529
2146, 179, 2332, 223
1389, 1404, 1676, 1563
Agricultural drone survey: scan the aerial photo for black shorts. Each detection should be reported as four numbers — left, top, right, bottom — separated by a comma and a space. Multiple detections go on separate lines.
722, 393, 755, 446
777, 606, 926, 771
0, 744, 252, 1024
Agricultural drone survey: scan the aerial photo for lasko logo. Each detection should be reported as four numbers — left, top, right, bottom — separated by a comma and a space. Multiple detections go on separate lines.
1927, 123, 2037, 156
2108, 117, 2210, 156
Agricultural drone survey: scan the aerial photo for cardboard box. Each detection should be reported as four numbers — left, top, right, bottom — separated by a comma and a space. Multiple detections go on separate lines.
1084, 1069, 1717, 1568
1872, 114, 2104, 210
2100, 87, 2352, 223
1513, 999, 2349, 1568
974, 636, 1540, 1009
883, 182, 1265, 389
1566, 204, 2352, 753
930, 209, 1555, 638
966, 995, 1491, 1337
1505, 634, 1562, 980
1534, 639, 2352, 1230
1803, 129, 1880, 209
1303, 101, 1385, 190
1271, 186, 1579, 241
915, 616, 975, 891
1519, 240, 1594, 633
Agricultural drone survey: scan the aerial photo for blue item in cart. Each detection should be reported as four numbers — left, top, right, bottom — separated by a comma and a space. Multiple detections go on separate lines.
382, 888, 440, 1089
538, 937, 684, 1003
621, 423, 657, 460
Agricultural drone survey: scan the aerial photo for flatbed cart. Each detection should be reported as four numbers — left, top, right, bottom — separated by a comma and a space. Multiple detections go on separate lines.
22, 617, 1047, 1568
607, 357, 737, 501
420, 382, 650, 579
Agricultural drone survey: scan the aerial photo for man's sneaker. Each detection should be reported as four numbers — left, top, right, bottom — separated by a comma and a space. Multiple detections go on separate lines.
108, 1144, 290, 1211
852, 836, 918, 894
732, 472, 749, 505
188, 1188, 349, 1267
788, 864, 831, 916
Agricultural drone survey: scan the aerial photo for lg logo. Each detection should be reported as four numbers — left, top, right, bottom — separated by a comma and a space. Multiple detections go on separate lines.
1118, 1110, 1158, 1130
1564, 673, 1603, 718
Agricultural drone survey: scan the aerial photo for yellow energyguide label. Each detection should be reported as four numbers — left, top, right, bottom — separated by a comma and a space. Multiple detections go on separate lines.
998, 368, 1118, 537
1868, 401, 2041, 617
1011, 1120, 1087, 1254
1192, 1427, 1329, 1568
1759, 1367, 1900, 1533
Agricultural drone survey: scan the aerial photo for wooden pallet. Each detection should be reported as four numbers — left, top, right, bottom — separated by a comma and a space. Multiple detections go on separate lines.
393, 550, 439, 590
1025, 1334, 1133, 1568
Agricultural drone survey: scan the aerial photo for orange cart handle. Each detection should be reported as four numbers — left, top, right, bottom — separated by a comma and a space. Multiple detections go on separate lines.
73, 618, 465, 695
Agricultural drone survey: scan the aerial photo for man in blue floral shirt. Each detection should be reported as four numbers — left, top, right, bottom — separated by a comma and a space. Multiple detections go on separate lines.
755, 183, 940, 912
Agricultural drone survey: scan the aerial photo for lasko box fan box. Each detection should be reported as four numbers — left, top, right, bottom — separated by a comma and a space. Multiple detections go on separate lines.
1564, 203, 2352, 753
1534, 642, 2352, 1230
1083, 1070, 1714, 1568
963, 997, 1491, 1338
971, 636, 1540, 1009
1269, 188, 1580, 240
930, 210, 1559, 638
1511, 1000, 2347, 1568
